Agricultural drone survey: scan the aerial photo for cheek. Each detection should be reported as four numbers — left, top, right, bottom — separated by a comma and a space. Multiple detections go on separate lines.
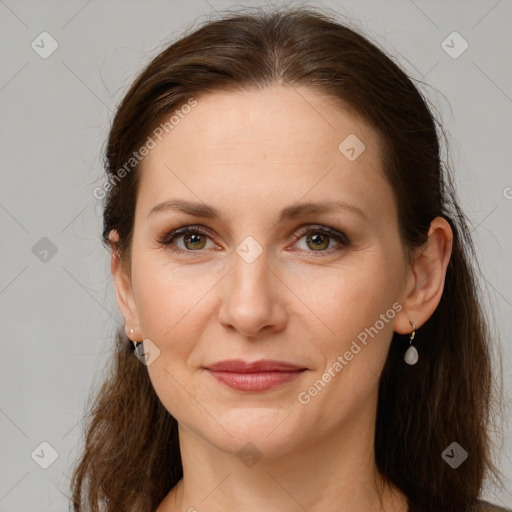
131, 248, 219, 340
131, 257, 220, 423
290, 253, 399, 342
290, 255, 401, 407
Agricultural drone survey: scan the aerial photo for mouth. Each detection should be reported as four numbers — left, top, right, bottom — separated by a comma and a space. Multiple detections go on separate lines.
203, 359, 307, 392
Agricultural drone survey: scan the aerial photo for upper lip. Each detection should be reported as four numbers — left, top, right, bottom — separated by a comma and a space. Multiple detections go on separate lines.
205, 359, 306, 373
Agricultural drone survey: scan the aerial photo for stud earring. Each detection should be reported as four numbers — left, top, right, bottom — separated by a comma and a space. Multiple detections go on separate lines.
404, 321, 418, 365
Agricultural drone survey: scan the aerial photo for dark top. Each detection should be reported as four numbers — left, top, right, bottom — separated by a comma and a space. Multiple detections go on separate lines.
471, 500, 511, 511
408, 500, 511, 511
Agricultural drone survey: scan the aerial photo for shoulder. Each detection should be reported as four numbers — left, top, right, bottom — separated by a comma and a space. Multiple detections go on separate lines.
470, 499, 512, 512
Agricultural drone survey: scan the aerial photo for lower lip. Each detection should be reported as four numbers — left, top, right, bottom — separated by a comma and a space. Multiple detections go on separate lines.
206, 370, 305, 391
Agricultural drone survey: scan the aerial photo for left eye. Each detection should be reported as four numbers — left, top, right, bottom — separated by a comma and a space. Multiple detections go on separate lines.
295, 229, 345, 252
291, 225, 350, 255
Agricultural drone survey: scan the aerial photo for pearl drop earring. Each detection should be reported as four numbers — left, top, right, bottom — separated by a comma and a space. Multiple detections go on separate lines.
404, 321, 418, 365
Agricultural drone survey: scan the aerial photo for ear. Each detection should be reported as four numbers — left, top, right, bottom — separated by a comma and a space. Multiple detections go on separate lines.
108, 229, 141, 340
394, 216, 453, 334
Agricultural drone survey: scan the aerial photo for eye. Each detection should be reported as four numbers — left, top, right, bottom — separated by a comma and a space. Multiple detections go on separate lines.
292, 225, 350, 256
158, 226, 217, 253
158, 224, 350, 256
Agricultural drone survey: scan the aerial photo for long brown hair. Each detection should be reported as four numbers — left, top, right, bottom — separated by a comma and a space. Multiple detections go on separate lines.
70, 6, 505, 511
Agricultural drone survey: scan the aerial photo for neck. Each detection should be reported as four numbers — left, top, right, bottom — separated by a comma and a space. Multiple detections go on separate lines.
159, 390, 408, 512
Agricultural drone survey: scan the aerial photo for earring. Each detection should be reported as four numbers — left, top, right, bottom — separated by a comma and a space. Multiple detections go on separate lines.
404, 321, 418, 365
126, 328, 140, 349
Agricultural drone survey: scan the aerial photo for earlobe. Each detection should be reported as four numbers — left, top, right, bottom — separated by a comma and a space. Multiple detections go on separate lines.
394, 216, 453, 334
108, 230, 140, 334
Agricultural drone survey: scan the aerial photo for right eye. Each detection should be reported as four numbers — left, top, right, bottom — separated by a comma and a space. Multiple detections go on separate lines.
158, 226, 218, 253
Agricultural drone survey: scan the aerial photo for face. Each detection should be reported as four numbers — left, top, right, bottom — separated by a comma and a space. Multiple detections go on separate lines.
116, 85, 413, 457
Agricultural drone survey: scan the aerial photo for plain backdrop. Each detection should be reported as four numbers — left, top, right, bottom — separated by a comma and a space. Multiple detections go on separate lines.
1, 0, 511, 510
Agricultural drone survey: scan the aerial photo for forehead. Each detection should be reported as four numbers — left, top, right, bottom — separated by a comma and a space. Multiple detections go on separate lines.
137, 85, 392, 221
149, 85, 380, 160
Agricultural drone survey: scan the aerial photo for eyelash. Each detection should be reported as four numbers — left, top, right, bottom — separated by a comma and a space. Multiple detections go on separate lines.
158, 224, 350, 257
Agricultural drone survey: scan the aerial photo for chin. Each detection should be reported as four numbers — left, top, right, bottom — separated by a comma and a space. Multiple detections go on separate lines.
202, 407, 305, 458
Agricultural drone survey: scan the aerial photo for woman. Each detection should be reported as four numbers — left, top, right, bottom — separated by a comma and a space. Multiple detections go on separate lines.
70, 6, 509, 512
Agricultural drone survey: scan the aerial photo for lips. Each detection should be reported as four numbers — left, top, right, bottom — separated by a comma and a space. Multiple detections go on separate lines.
204, 359, 307, 392
205, 359, 306, 373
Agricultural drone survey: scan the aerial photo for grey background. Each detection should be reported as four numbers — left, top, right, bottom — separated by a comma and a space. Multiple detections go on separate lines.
1, 0, 511, 510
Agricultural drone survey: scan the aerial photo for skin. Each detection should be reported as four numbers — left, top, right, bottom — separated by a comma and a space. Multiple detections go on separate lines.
110, 84, 453, 511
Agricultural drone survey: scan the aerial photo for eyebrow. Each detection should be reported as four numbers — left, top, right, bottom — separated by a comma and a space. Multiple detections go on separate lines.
147, 199, 367, 222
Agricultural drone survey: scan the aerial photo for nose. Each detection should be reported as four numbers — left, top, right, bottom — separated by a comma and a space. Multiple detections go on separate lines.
216, 250, 288, 338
